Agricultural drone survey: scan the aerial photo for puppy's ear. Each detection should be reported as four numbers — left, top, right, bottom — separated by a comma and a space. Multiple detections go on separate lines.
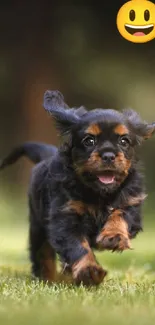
70, 106, 88, 117
140, 123, 155, 139
123, 108, 155, 142
43, 90, 80, 135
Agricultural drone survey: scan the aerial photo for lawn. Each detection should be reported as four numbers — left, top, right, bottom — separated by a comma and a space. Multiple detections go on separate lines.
0, 198, 155, 325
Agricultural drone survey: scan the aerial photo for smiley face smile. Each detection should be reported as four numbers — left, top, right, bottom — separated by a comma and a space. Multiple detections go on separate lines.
125, 23, 154, 36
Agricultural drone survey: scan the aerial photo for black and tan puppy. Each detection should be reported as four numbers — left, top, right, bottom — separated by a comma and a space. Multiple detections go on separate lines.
1, 90, 155, 286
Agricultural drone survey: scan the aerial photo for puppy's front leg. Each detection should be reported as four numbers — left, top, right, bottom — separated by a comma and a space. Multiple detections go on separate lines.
96, 209, 131, 252
71, 239, 107, 286
47, 214, 107, 286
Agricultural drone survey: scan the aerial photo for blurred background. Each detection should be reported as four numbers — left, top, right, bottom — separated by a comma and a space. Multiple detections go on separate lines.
0, 0, 155, 269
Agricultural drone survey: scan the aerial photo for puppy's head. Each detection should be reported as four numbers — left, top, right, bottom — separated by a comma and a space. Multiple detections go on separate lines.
43, 90, 155, 193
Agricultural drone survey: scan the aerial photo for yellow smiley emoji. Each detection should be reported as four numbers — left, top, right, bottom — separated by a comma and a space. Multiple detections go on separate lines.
116, 0, 155, 43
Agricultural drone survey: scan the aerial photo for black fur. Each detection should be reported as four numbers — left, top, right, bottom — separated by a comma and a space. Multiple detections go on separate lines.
1, 90, 155, 286
0, 142, 57, 168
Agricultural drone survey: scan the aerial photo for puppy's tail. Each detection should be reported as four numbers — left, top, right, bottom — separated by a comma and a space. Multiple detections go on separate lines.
0, 142, 57, 170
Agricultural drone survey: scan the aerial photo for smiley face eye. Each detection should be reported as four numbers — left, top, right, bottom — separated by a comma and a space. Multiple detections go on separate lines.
82, 136, 95, 147
129, 9, 135, 21
144, 10, 150, 21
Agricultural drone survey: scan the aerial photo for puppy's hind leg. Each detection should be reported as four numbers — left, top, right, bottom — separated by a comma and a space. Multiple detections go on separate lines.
29, 223, 45, 278
40, 241, 57, 282
29, 222, 57, 283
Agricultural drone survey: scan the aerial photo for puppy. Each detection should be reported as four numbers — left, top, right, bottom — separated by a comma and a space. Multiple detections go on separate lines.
1, 90, 154, 286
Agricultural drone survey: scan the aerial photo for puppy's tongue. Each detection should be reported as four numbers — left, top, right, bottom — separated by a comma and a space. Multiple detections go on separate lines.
98, 174, 115, 184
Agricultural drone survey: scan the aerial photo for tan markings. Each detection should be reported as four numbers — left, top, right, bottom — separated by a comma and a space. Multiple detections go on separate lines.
40, 242, 57, 282
82, 152, 102, 172
115, 152, 131, 176
74, 151, 102, 175
144, 135, 151, 140
96, 209, 131, 251
86, 124, 101, 135
87, 205, 97, 217
63, 200, 96, 217
88, 151, 102, 164
64, 200, 85, 215
126, 193, 147, 206
72, 239, 107, 285
101, 210, 128, 236
114, 124, 129, 136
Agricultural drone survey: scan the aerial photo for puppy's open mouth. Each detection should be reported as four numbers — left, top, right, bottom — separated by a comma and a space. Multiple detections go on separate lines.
125, 24, 154, 36
97, 171, 115, 185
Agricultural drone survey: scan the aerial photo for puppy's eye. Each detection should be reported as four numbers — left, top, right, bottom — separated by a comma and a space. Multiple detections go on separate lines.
119, 136, 130, 147
82, 136, 95, 147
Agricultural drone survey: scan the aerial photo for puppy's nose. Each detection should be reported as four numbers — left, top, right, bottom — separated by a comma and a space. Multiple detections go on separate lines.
102, 152, 115, 163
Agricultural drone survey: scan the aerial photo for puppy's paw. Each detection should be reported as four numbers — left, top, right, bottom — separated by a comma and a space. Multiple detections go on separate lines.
96, 230, 131, 252
72, 261, 107, 286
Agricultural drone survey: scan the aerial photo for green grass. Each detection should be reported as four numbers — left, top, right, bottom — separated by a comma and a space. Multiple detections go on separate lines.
0, 200, 155, 325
